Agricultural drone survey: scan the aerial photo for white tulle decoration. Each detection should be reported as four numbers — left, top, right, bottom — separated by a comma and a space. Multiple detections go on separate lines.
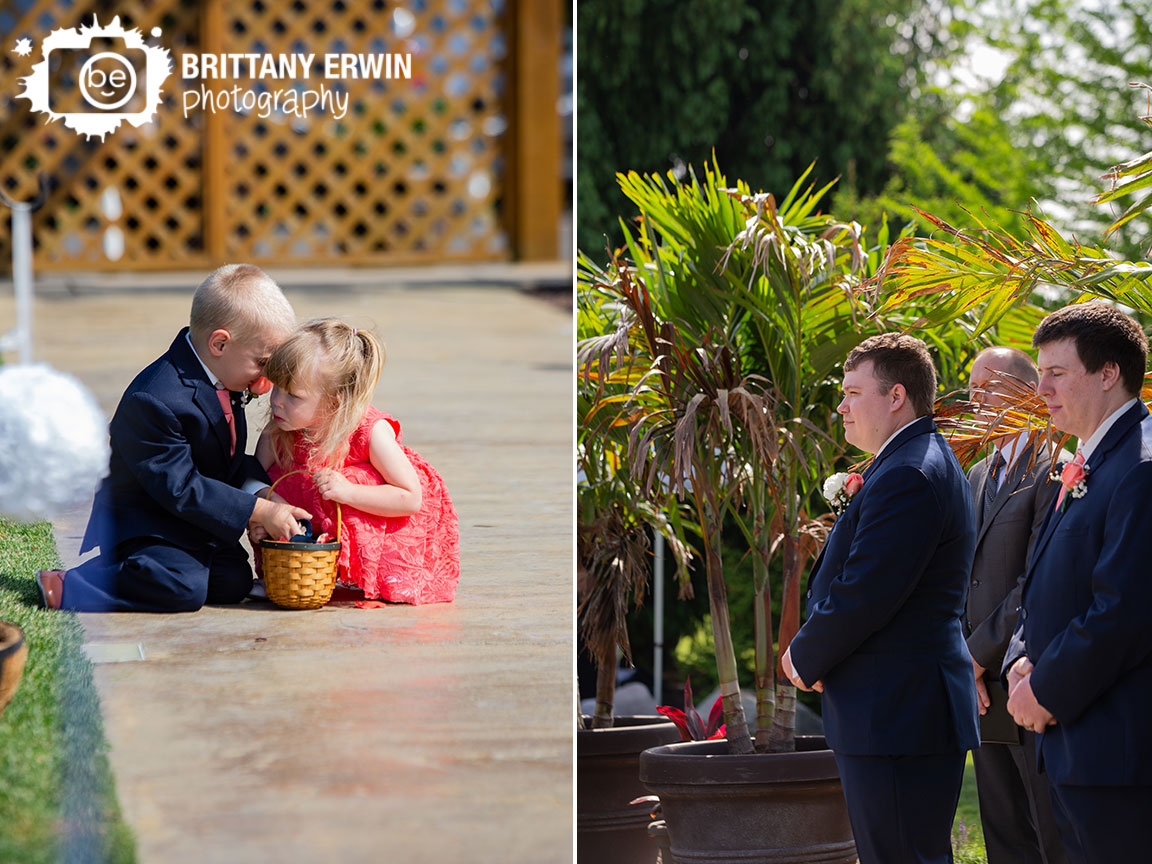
0, 364, 110, 522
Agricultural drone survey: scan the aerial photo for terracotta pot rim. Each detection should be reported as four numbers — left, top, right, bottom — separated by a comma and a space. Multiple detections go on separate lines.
0, 621, 25, 658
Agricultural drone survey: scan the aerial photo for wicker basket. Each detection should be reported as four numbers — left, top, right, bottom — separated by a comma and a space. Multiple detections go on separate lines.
259, 470, 342, 610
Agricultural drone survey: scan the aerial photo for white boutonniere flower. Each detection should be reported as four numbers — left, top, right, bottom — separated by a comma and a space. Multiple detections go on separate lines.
823, 471, 864, 516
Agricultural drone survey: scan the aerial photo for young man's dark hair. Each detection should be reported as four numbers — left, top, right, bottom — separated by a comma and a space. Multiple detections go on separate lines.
1033, 301, 1148, 395
844, 333, 937, 417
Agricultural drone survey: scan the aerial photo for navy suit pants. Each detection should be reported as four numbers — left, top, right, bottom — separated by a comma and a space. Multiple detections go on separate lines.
835, 752, 966, 864
60, 536, 253, 612
1048, 783, 1152, 864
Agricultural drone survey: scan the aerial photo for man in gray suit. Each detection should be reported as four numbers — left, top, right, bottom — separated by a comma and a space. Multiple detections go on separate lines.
966, 347, 1065, 864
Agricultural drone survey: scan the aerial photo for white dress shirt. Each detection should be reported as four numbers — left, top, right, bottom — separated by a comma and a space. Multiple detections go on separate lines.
1080, 397, 1140, 466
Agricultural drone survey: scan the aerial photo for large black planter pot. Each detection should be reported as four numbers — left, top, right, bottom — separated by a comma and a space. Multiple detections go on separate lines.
639, 736, 857, 864
577, 715, 682, 864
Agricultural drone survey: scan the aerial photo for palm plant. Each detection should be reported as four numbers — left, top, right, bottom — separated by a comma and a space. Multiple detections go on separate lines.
579, 159, 1049, 756
580, 251, 772, 754
874, 84, 1152, 330
577, 429, 692, 729
577, 284, 692, 730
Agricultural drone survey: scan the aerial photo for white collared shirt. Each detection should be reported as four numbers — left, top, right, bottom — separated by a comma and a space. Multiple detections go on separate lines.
874, 417, 923, 459
185, 331, 223, 389
1080, 397, 1140, 465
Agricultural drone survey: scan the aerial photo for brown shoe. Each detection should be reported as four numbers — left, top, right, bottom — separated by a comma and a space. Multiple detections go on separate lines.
35, 570, 65, 610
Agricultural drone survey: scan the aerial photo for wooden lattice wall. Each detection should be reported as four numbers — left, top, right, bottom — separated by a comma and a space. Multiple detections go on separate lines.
0, 0, 561, 271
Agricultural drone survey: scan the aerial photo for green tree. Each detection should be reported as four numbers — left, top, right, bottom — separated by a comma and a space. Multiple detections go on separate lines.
837, 106, 1048, 240
575, 0, 949, 258
854, 0, 1152, 256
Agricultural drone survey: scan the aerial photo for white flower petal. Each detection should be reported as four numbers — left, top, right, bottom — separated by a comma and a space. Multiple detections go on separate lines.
0, 364, 109, 522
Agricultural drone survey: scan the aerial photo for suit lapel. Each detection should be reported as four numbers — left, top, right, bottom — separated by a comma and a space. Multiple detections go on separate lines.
974, 443, 1034, 547
1028, 402, 1148, 571
1082, 400, 1148, 474
811, 416, 935, 582
170, 328, 235, 459
972, 459, 990, 527
863, 416, 936, 480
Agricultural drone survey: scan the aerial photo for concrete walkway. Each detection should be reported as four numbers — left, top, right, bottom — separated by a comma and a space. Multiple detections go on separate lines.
2, 278, 573, 862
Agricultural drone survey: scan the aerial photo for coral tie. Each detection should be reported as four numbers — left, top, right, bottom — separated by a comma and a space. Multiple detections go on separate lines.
216, 387, 236, 457
1055, 449, 1085, 510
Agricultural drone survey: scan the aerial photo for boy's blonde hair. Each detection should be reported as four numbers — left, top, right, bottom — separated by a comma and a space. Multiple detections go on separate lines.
264, 318, 385, 469
189, 264, 295, 344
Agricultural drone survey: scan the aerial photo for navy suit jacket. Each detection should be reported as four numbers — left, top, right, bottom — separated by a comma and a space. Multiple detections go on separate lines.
81, 328, 269, 555
790, 416, 980, 756
1003, 400, 1152, 786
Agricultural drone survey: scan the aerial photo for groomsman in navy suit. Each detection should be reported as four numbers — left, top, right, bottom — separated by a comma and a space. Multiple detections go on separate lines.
783, 333, 979, 864
1004, 302, 1152, 863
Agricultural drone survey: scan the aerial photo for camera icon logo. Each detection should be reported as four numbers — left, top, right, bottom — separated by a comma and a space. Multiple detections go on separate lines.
78, 51, 141, 111
16, 15, 171, 141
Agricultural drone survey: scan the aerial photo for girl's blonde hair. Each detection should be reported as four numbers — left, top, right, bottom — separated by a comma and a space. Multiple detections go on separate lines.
264, 318, 385, 469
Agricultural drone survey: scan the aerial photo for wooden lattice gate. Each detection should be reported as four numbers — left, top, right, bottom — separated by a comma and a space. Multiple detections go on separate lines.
0, 0, 561, 271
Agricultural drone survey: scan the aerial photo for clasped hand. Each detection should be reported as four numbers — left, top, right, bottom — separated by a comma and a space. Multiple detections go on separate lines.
971, 655, 990, 716
781, 647, 824, 693
1005, 657, 1057, 733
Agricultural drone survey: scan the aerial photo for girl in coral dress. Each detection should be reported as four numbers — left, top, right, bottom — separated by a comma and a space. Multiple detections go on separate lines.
251, 318, 459, 604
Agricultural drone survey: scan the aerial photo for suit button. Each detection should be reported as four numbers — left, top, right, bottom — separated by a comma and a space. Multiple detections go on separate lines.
806, 589, 812, 599
1020, 608, 1028, 620
971, 579, 980, 587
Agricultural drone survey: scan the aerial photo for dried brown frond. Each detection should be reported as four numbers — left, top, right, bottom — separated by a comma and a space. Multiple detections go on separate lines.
577, 504, 652, 670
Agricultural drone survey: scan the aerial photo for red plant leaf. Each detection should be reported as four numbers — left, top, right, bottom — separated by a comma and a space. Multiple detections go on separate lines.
656, 706, 692, 742
685, 707, 706, 741
682, 676, 706, 739
706, 697, 724, 737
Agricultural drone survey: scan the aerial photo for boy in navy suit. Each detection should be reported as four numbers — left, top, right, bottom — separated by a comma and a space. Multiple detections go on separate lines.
1004, 302, 1152, 863
782, 333, 979, 864
36, 264, 311, 612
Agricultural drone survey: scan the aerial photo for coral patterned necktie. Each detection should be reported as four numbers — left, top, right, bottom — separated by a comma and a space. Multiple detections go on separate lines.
1055, 449, 1085, 510
216, 387, 236, 457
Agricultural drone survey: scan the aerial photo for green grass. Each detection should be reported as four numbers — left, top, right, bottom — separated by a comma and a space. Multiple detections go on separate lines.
952, 752, 988, 863
0, 519, 136, 864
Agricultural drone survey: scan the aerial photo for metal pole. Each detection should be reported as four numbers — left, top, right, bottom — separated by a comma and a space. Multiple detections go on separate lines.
1, 174, 48, 365
11, 206, 32, 363
653, 529, 665, 706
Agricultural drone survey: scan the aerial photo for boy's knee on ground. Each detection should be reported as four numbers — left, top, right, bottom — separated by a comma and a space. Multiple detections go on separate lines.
150, 573, 209, 612
205, 543, 255, 605
205, 574, 252, 605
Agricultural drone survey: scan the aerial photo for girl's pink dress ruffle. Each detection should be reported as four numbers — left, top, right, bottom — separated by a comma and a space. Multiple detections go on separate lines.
267, 407, 460, 604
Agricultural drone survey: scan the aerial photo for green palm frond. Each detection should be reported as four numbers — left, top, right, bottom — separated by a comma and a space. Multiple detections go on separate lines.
876, 205, 1152, 324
